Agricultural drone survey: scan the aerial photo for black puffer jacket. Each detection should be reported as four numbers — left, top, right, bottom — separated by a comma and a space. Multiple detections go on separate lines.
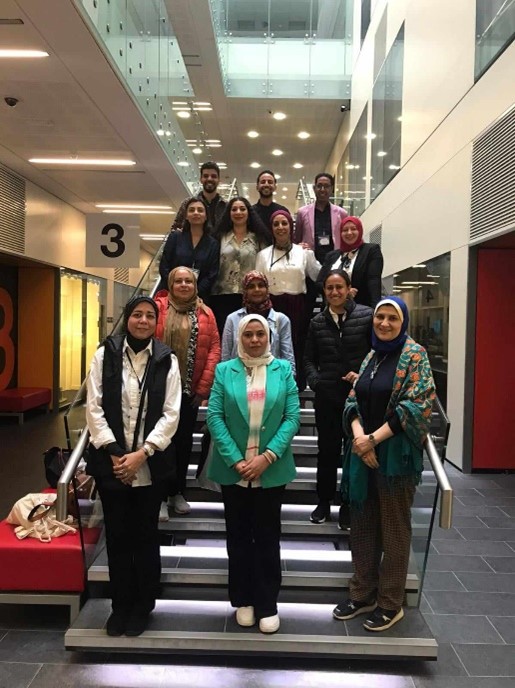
304, 301, 372, 404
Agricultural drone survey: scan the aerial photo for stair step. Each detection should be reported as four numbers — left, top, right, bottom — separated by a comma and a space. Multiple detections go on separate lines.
65, 599, 437, 659
88, 545, 421, 594
158, 503, 433, 538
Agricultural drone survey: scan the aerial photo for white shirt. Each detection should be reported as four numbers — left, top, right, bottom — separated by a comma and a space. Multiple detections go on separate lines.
255, 244, 321, 296
331, 248, 359, 279
86, 339, 181, 487
328, 306, 347, 328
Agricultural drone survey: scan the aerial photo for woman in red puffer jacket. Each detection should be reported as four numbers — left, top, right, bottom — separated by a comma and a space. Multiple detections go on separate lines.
154, 266, 220, 517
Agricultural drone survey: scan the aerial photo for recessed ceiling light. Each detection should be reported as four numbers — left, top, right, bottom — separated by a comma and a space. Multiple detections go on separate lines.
192, 147, 203, 154
157, 129, 165, 136
177, 161, 189, 166
102, 210, 175, 215
388, 164, 401, 170
377, 151, 387, 157
272, 112, 287, 120
176, 111, 191, 119
282, 187, 288, 191
250, 162, 260, 168
293, 163, 303, 169
247, 131, 259, 138
29, 157, 136, 166
275, 174, 281, 179
298, 131, 310, 139
0, 49, 49, 58
281, 195, 287, 199
272, 149, 283, 156
366, 133, 377, 140
96, 204, 172, 210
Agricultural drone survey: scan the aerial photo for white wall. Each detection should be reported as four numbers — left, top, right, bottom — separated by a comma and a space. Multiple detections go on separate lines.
329, 1, 515, 469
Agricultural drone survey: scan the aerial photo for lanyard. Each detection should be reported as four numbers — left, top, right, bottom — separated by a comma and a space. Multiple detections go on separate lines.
125, 350, 151, 392
270, 246, 291, 269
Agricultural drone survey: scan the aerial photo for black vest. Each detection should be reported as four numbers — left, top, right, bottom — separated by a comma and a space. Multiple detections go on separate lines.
86, 335, 176, 488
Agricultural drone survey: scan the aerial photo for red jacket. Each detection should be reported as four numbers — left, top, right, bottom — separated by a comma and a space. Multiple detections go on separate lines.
154, 290, 221, 399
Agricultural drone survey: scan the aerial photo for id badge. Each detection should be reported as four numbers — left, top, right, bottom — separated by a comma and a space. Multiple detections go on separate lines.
318, 236, 330, 246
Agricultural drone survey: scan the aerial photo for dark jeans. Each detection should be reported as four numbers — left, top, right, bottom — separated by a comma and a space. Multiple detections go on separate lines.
221, 483, 285, 619
314, 396, 346, 503
98, 483, 162, 615
165, 392, 199, 496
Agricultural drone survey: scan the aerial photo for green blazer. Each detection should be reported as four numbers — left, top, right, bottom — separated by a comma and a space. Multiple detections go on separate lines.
207, 357, 300, 487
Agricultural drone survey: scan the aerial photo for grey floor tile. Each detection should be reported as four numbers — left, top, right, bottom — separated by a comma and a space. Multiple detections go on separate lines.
423, 613, 504, 643
29, 663, 167, 688
451, 505, 508, 518
457, 528, 515, 542
483, 557, 515, 573
432, 540, 515, 556
477, 489, 515, 500
454, 643, 515, 676
455, 572, 515, 593
0, 631, 71, 664
481, 517, 515, 528
424, 591, 515, 616
426, 554, 492, 572
458, 495, 515, 507
488, 617, 515, 644
422, 571, 467, 591
414, 678, 515, 687
502, 506, 515, 517
431, 528, 466, 541
0, 662, 42, 688
450, 516, 489, 528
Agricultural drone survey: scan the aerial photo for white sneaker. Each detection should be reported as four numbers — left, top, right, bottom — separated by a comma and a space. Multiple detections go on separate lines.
236, 606, 255, 627
173, 494, 191, 514
259, 614, 280, 634
158, 502, 169, 522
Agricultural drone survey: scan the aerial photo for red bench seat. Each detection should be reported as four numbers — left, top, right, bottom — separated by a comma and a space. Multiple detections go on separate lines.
0, 387, 51, 424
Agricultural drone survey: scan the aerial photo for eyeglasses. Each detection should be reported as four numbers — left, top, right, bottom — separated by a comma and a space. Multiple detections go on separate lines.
315, 183, 332, 190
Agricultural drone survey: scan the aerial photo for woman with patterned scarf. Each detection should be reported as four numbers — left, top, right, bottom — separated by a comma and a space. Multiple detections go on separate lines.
221, 270, 296, 374
155, 267, 220, 518
207, 314, 300, 634
333, 296, 435, 632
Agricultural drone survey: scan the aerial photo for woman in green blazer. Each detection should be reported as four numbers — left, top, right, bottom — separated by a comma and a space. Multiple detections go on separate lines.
207, 313, 300, 634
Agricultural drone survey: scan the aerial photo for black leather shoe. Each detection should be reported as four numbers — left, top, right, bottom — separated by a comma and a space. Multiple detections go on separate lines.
106, 611, 128, 636
125, 612, 151, 636
338, 502, 351, 530
310, 501, 331, 524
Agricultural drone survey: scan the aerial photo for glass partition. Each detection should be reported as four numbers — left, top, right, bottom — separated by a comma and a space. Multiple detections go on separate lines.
59, 270, 107, 409
475, 0, 515, 79
210, 0, 353, 98
338, 104, 368, 216
75, 0, 197, 191
370, 23, 404, 201
391, 252, 451, 405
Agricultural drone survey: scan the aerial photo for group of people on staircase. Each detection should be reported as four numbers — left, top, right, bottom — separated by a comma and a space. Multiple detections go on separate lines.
85, 161, 435, 639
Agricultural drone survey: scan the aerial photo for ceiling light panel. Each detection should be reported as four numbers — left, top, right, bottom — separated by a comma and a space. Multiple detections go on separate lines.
0, 49, 49, 58
29, 157, 136, 166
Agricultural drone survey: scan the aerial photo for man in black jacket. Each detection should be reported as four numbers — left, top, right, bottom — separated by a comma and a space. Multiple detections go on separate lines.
304, 269, 372, 524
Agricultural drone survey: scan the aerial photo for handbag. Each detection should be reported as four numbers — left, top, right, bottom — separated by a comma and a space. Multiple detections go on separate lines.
43, 447, 96, 516
6, 493, 77, 542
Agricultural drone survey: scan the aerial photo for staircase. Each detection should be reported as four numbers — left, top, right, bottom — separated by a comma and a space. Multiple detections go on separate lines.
64, 392, 448, 661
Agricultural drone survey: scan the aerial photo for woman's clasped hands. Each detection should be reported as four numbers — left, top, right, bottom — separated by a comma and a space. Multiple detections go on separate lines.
111, 449, 148, 485
235, 454, 269, 482
351, 435, 379, 469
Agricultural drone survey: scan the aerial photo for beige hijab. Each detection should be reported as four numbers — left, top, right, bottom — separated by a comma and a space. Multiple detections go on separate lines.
164, 267, 207, 384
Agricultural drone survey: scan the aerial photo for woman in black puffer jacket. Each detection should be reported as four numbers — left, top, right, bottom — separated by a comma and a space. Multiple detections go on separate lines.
304, 270, 372, 524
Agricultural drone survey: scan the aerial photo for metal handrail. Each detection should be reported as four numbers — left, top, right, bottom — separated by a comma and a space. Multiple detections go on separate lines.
296, 178, 314, 205
425, 434, 453, 528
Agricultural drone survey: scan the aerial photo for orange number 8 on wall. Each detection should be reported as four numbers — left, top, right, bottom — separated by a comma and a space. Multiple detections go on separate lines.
0, 288, 15, 391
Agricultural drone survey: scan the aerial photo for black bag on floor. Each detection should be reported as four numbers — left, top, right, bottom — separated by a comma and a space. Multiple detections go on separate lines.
43, 446, 70, 488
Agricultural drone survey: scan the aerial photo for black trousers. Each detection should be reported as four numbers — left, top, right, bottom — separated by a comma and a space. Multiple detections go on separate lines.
210, 293, 242, 336
314, 396, 346, 502
165, 392, 199, 496
98, 483, 161, 615
221, 483, 285, 619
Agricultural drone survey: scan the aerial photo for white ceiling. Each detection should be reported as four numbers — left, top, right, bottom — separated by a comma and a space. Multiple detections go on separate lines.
0, 0, 348, 230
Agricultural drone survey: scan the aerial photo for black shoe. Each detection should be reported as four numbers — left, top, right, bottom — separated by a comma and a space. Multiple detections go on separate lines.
333, 598, 377, 620
363, 606, 404, 632
310, 501, 331, 524
125, 611, 151, 637
106, 611, 128, 636
338, 503, 350, 531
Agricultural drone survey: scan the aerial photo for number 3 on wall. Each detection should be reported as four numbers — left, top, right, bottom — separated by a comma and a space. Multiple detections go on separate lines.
0, 288, 15, 390
101, 223, 126, 258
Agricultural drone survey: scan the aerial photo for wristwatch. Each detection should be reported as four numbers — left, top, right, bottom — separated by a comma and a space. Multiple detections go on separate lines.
142, 442, 155, 457
368, 434, 376, 447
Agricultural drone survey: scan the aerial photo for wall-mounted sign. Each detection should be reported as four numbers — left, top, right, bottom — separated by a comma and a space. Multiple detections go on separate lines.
86, 214, 140, 268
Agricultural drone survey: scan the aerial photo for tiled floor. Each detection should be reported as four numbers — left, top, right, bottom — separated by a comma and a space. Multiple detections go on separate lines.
0, 413, 514, 686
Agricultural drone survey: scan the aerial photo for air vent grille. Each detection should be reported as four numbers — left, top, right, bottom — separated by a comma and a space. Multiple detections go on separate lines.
0, 166, 25, 254
470, 104, 515, 242
369, 225, 382, 246
114, 267, 129, 284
